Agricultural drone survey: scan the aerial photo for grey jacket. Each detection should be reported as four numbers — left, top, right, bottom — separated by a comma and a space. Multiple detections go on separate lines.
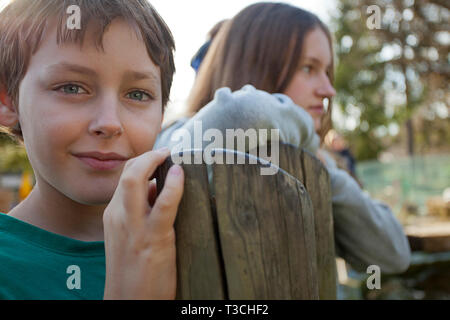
155, 85, 411, 274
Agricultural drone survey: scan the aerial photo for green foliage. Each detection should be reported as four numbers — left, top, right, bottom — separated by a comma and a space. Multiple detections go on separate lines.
0, 134, 31, 173
0, 132, 15, 146
331, 0, 449, 160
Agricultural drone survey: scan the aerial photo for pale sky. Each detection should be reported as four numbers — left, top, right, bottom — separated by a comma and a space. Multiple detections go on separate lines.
0, 0, 335, 116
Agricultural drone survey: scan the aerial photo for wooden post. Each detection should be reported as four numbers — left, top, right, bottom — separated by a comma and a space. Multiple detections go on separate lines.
156, 144, 335, 299
212, 149, 318, 299
277, 145, 337, 300
155, 150, 226, 299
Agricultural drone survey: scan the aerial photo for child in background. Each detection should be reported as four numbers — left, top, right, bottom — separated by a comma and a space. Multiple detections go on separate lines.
156, 2, 411, 278
190, 20, 228, 74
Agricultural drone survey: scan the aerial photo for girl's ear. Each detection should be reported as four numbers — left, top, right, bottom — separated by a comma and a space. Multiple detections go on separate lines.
0, 88, 19, 127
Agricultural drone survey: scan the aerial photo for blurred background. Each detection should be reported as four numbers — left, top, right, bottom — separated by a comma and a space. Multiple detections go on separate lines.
0, 0, 449, 299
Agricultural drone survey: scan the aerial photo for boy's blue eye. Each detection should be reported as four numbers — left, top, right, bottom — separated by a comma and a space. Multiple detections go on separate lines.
57, 84, 87, 95
127, 90, 152, 102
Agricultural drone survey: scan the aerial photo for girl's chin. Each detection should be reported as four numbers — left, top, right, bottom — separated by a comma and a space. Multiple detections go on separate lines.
314, 118, 322, 132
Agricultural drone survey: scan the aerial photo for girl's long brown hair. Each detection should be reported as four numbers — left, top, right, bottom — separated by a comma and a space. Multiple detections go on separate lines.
186, 2, 335, 140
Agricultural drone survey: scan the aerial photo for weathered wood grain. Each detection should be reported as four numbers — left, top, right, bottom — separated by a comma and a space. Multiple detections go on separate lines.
212, 150, 319, 299
155, 144, 335, 300
301, 151, 336, 300
156, 151, 226, 299
276, 144, 337, 299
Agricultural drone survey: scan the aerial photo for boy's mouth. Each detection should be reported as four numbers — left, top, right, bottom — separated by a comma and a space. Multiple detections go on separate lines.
73, 151, 129, 171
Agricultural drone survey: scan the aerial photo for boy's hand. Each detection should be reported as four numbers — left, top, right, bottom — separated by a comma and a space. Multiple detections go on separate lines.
103, 148, 184, 300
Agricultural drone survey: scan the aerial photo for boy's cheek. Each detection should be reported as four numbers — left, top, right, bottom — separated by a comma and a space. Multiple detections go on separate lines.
127, 111, 163, 152
132, 125, 161, 154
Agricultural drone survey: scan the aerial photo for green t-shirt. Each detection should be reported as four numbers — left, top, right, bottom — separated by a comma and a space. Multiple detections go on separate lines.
0, 213, 105, 300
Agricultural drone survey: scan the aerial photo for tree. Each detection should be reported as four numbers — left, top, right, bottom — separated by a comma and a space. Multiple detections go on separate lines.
331, 0, 449, 160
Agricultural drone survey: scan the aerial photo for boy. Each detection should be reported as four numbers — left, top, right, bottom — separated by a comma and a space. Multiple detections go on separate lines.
0, 0, 184, 299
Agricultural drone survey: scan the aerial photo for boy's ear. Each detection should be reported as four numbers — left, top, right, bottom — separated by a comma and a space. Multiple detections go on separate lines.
0, 87, 19, 127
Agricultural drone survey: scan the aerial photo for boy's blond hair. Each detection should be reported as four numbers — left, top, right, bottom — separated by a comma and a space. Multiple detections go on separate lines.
0, 0, 175, 142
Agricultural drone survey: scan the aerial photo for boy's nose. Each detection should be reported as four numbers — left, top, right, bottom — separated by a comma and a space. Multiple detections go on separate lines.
89, 98, 124, 138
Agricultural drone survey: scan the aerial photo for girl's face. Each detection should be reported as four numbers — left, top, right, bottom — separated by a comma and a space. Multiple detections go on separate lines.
283, 28, 336, 132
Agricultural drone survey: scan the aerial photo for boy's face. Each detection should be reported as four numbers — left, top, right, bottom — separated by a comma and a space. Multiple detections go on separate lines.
16, 19, 163, 205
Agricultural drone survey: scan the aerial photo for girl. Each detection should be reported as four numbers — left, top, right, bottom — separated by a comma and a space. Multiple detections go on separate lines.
156, 2, 411, 278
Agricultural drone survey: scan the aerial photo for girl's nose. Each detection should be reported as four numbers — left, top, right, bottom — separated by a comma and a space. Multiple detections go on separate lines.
317, 75, 336, 98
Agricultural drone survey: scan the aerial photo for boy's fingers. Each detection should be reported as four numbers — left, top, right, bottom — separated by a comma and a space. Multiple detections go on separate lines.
148, 179, 158, 207
117, 148, 170, 220
147, 165, 184, 234
121, 148, 170, 186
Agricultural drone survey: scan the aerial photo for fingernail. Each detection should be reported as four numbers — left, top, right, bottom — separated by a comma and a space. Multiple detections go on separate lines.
169, 164, 183, 176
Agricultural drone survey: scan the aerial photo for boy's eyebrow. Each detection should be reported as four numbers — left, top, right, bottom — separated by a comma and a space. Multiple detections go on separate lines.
45, 63, 160, 85
123, 70, 160, 86
46, 63, 98, 78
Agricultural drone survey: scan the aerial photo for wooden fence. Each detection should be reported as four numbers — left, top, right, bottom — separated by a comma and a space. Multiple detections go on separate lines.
155, 143, 336, 299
